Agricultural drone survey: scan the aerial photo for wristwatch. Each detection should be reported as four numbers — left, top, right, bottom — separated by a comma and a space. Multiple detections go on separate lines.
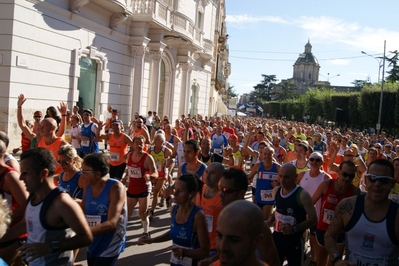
330, 253, 342, 264
50, 240, 60, 253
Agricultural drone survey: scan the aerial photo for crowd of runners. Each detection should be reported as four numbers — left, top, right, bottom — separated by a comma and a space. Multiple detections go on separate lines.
0, 93, 398, 265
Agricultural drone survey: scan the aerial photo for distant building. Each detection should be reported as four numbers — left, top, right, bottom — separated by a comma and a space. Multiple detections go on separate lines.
280, 40, 353, 94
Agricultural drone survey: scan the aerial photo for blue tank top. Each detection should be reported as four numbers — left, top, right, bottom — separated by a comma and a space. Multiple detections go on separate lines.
58, 171, 83, 199
255, 162, 278, 204
182, 163, 207, 179
170, 205, 200, 265
81, 122, 99, 154
85, 179, 127, 258
168, 135, 175, 144
313, 141, 325, 153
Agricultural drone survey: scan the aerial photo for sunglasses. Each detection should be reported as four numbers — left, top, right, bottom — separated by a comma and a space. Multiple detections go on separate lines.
219, 187, 239, 194
57, 160, 71, 166
344, 154, 354, 157
309, 158, 322, 163
34, 116, 42, 118
341, 171, 355, 179
365, 174, 393, 185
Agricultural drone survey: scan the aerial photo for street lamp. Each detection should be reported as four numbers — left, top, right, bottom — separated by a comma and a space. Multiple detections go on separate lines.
319, 73, 340, 82
361, 51, 383, 83
361, 41, 386, 135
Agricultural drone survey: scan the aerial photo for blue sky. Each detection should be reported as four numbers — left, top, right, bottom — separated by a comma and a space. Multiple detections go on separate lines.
225, 1, 399, 96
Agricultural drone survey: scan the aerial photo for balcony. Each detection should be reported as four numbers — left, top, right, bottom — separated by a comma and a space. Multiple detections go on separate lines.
73, 0, 131, 14
130, 0, 172, 29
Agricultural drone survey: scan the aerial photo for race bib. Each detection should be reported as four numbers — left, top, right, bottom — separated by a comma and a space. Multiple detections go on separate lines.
128, 167, 141, 178
155, 161, 163, 171
260, 189, 274, 201
274, 212, 295, 232
234, 157, 240, 166
352, 252, 386, 266
259, 172, 278, 181
81, 140, 90, 147
86, 215, 101, 227
205, 215, 213, 233
323, 209, 335, 224
170, 244, 192, 266
110, 152, 120, 162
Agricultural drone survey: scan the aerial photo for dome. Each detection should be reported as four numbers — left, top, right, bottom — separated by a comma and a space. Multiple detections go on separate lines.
295, 40, 319, 65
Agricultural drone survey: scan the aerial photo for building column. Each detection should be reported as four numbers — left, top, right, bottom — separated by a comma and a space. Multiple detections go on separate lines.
148, 51, 163, 111
178, 63, 192, 116
131, 45, 147, 116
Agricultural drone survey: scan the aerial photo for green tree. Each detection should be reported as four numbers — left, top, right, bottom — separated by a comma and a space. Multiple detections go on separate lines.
385, 50, 399, 83
273, 82, 298, 101
351, 79, 370, 91
252, 74, 277, 102
227, 83, 238, 98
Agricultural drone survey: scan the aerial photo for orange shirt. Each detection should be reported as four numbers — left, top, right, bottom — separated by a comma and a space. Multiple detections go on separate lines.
195, 185, 221, 250
38, 137, 64, 174
109, 133, 128, 166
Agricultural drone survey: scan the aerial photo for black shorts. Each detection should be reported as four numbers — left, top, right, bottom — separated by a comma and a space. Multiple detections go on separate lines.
315, 228, 345, 247
109, 162, 126, 180
127, 191, 149, 198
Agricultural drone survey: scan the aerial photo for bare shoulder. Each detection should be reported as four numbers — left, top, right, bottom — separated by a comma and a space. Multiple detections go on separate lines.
335, 195, 357, 217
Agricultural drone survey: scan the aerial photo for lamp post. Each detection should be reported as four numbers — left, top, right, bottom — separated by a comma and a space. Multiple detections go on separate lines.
362, 41, 386, 135
361, 51, 383, 83
319, 73, 340, 82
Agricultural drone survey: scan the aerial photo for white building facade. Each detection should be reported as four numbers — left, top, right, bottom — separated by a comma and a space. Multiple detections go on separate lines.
0, 0, 230, 147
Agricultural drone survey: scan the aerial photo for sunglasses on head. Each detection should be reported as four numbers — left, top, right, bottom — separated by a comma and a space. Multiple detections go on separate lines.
309, 158, 322, 163
218, 187, 239, 194
365, 174, 393, 184
341, 171, 355, 179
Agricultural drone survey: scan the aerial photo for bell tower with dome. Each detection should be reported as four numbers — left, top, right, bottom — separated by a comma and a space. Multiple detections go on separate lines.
291, 40, 320, 87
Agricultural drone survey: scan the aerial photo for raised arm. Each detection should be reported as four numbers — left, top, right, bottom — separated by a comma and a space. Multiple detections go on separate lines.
56, 102, 67, 137
17, 94, 36, 140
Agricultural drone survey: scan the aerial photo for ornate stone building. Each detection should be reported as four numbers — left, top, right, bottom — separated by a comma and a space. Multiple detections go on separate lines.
0, 0, 230, 147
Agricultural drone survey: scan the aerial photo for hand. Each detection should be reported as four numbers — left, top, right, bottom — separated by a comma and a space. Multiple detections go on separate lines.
107, 105, 113, 113
18, 242, 50, 263
17, 94, 27, 107
12, 147, 21, 154
171, 246, 187, 259
280, 223, 294, 235
58, 101, 67, 115
98, 121, 104, 130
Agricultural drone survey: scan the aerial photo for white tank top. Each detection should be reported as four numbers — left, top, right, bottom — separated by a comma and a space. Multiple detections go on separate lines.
299, 170, 327, 219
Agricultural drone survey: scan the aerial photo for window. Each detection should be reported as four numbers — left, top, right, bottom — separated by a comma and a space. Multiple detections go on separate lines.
77, 57, 97, 111
308, 73, 311, 80
196, 11, 203, 30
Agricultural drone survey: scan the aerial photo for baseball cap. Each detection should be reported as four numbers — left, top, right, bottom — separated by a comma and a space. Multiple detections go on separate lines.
112, 120, 121, 125
83, 109, 93, 116
112, 109, 118, 113
237, 131, 244, 137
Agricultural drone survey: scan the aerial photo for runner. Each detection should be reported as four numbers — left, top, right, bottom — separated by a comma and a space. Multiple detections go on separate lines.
325, 159, 399, 266
97, 119, 133, 180
17, 148, 93, 265
81, 153, 127, 265
312, 160, 360, 266
124, 135, 158, 237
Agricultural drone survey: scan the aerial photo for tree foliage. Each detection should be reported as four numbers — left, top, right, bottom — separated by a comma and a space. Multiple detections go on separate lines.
273, 82, 298, 101
385, 50, 399, 83
252, 74, 277, 102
